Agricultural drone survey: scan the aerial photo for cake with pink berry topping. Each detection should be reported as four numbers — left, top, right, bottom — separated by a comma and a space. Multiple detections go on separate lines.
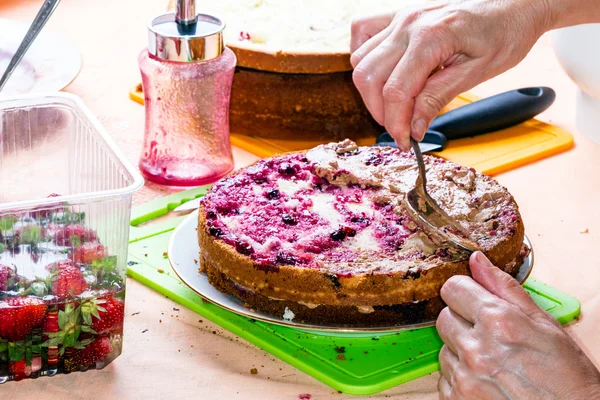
198, 140, 526, 326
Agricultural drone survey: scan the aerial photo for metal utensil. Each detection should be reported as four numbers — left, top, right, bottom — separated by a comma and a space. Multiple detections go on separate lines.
406, 138, 479, 252
0, 0, 61, 92
174, 198, 202, 214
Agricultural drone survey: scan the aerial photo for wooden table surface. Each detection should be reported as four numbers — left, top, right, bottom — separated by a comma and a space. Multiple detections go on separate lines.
1, 1, 599, 399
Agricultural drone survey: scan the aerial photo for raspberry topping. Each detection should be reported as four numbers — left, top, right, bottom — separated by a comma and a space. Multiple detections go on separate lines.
201, 142, 520, 276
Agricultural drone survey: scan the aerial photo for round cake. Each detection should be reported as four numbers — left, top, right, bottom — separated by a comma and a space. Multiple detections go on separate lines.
198, 141, 527, 326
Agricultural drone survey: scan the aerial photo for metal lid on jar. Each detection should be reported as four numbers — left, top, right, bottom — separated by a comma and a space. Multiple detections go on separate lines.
148, 0, 225, 62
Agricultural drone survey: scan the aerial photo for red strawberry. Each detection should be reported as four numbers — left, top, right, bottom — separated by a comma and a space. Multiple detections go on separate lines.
0, 297, 47, 342
42, 310, 59, 334
63, 335, 112, 372
46, 260, 88, 299
89, 297, 124, 335
53, 225, 97, 247
0, 264, 17, 291
71, 242, 106, 264
9, 359, 30, 381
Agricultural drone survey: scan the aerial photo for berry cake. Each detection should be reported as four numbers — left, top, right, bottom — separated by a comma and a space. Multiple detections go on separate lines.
198, 140, 527, 326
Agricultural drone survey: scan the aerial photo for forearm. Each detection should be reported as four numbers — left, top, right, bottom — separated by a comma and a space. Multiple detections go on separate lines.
546, 0, 600, 29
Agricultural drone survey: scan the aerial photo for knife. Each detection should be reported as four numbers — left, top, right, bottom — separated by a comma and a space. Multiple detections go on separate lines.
375, 86, 556, 152
174, 198, 202, 213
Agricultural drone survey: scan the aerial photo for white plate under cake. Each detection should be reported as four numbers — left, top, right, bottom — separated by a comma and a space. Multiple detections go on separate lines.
197, 141, 528, 326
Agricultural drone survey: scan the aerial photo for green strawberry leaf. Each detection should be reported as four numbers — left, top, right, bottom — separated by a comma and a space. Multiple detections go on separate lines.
19, 225, 45, 244
70, 235, 82, 247
0, 216, 18, 231
58, 310, 68, 329
79, 338, 94, 347
80, 326, 97, 334
30, 281, 49, 297
8, 342, 25, 362
41, 337, 63, 347
25, 344, 33, 366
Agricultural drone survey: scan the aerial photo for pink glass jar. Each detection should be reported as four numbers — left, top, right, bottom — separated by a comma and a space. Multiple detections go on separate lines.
139, 9, 236, 186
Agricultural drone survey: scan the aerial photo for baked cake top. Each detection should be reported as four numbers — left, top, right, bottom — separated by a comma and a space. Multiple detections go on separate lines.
200, 141, 520, 277
205, 0, 415, 53
166, 0, 429, 73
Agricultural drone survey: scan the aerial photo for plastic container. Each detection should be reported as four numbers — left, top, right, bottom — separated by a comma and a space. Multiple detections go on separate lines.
0, 93, 143, 382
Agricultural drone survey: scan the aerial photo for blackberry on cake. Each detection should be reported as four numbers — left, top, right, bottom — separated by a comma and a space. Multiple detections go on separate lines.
197, 140, 526, 326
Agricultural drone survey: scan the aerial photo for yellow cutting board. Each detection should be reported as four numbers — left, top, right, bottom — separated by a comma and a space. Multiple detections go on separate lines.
129, 86, 573, 176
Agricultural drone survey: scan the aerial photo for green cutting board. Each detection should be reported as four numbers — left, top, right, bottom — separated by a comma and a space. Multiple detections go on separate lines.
127, 187, 581, 395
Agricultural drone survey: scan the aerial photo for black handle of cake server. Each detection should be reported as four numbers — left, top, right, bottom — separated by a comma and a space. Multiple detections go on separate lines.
428, 87, 556, 140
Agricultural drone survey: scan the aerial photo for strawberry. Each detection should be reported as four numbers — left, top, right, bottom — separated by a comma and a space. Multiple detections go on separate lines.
0, 297, 47, 342
81, 296, 124, 335
63, 335, 112, 372
9, 359, 30, 381
46, 260, 88, 299
71, 242, 106, 264
53, 225, 97, 247
42, 307, 60, 367
0, 264, 17, 291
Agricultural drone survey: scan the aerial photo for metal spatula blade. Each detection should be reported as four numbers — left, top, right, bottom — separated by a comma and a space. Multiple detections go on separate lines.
406, 138, 480, 253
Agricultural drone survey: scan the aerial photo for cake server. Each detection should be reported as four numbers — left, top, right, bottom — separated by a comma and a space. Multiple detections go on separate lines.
406, 137, 480, 252
174, 198, 202, 213
375, 87, 556, 152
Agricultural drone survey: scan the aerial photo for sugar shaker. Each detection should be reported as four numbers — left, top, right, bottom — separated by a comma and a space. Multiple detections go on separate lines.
138, 0, 236, 186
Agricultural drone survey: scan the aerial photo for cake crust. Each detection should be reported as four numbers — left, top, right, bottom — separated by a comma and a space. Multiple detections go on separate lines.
197, 143, 526, 325
229, 45, 352, 74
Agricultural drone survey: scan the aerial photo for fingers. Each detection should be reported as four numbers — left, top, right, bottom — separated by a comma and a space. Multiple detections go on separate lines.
350, 11, 395, 53
436, 306, 474, 355
439, 344, 459, 384
410, 58, 480, 140
438, 375, 452, 400
469, 251, 558, 325
350, 27, 391, 68
440, 274, 501, 324
382, 40, 444, 150
352, 34, 408, 127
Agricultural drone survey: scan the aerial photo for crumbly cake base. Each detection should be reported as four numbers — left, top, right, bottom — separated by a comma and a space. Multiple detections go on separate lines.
203, 257, 446, 326
229, 67, 383, 140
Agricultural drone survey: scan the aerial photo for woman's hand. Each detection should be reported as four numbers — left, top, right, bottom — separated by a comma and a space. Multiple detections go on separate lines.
350, 0, 551, 150
436, 252, 600, 399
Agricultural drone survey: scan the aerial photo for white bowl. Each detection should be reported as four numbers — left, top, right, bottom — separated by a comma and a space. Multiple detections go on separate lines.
552, 24, 600, 144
